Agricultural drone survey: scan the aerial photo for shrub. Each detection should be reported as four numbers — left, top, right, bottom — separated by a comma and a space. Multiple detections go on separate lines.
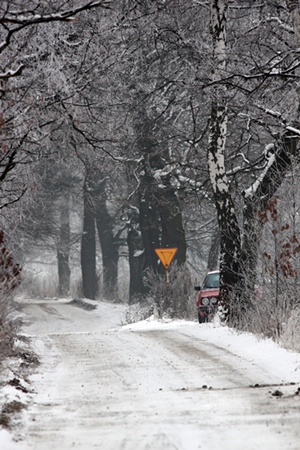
280, 308, 300, 352
0, 231, 21, 366
142, 263, 194, 319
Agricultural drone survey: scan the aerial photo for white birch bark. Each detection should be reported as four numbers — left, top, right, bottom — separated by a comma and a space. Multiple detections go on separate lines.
207, 0, 228, 198
207, 0, 242, 318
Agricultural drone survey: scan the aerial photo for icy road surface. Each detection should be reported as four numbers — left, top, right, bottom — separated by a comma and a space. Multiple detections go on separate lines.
6, 298, 300, 449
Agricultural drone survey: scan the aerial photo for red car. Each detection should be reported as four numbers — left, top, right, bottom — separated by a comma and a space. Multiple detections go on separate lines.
195, 270, 220, 323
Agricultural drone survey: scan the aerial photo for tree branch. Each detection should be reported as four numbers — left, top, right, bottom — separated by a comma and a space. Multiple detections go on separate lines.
0, 1, 113, 54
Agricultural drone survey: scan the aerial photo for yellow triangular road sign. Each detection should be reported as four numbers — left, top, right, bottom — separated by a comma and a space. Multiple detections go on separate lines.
154, 248, 178, 269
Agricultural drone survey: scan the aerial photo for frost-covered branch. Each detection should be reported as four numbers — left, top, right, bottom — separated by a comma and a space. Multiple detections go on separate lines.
67, 107, 142, 164
243, 126, 300, 205
1, 1, 112, 24
243, 152, 276, 199
286, 125, 300, 136
0, 1, 113, 54
265, 16, 294, 34
0, 64, 24, 79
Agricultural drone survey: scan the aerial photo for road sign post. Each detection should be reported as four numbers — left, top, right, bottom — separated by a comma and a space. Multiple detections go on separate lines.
166, 266, 170, 310
154, 248, 178, 311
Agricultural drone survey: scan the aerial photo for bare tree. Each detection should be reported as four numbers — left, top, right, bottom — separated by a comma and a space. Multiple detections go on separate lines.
202, 0, 300, 325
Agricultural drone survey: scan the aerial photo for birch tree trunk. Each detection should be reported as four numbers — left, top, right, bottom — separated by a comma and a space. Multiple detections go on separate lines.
207, 0, 242, 319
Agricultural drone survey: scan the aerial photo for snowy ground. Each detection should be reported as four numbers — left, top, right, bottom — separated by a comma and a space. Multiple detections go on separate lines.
1, 297, 300, 450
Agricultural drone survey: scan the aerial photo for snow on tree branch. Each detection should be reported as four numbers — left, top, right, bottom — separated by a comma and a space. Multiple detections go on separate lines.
0, 64, 24, 79
286, 125, 300, 136
243, 123, 300, 201
265, 16, 294, 34
1, 1, 112, 25
0, 1, 113, 54
243, 152, 276, 199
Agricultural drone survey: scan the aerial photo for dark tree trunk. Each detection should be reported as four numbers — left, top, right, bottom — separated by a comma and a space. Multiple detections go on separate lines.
217, 188, 242, 318
125, 164, 146, 301
134, 111, 187, 300
81, 193, 97, 300
135, 118, 161, 276
96, 211, 119, 299
94, 177, 119, 300
159, 180, 186, 266
136, 120, 187, 274
139, 172, 160, 275
57, 192, 71, 297
127, 206, 145, 302
241, 127, 300, 303
82, 166, 120, 300
241, 198, 260, 299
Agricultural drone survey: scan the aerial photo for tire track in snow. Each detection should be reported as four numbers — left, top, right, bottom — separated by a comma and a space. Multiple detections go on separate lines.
16, 301, 300, 450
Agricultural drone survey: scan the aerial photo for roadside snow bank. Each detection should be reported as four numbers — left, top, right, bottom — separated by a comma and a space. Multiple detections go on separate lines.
123, 317, 300, 383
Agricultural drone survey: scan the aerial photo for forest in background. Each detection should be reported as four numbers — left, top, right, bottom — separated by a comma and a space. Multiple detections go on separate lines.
1, 0, 300, 354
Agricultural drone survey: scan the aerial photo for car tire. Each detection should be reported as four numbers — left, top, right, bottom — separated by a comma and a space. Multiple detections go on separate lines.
198, 312, 205, 324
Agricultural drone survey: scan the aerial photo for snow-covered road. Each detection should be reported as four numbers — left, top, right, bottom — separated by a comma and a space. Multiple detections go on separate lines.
3, 299, 300, 449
